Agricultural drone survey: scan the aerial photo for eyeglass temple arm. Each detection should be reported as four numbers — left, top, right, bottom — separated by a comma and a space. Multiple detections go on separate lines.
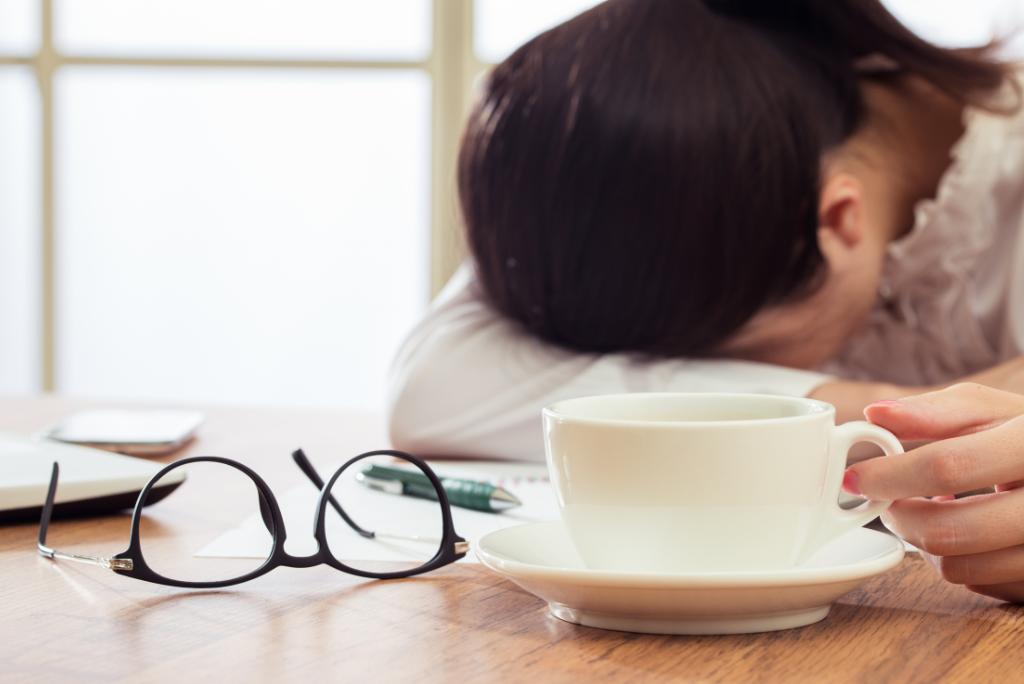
37, 462, 133, 571
291, 449, 374, 539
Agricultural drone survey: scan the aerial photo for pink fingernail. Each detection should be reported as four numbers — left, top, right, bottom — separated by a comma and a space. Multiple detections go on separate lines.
842, 469, 862, 495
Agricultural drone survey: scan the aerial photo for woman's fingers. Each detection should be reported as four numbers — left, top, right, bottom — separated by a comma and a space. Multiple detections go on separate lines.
965, 582, 1024, 603
880, 489, 1024, 557
856, 382, 1024, 604
849, 414, 1024, 500
864, 382, 1024, 441
935, 545, 1024, 586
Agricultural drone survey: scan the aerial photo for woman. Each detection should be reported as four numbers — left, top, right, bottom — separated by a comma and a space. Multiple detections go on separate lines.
388, 0, 1024, 461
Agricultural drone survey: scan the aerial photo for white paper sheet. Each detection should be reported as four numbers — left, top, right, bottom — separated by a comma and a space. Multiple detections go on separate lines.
196, 461, 559, 564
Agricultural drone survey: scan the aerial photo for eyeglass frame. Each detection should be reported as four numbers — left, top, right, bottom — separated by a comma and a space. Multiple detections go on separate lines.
37, 448, 470, 588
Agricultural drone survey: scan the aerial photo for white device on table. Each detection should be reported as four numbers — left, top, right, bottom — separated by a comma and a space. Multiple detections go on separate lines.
44, 409, 204, 456
0, 433, 186, 523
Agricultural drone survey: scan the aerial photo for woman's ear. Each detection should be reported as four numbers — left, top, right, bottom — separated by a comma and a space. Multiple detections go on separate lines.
818, 173, 865, 250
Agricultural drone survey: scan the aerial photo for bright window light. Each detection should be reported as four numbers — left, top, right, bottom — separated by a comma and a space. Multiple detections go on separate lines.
0, 0, 38, 54
55, 0, 431, 59
0, 68, 40, 395
55, 68, 430, 410
474, 0, 602, 63
884, 0, 1024, 53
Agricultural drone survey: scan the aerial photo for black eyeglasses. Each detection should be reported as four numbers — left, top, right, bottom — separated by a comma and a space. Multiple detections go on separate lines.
37, 449, 468, 588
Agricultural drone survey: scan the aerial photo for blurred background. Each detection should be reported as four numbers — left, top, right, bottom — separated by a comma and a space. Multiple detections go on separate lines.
1, 0, 1022, 412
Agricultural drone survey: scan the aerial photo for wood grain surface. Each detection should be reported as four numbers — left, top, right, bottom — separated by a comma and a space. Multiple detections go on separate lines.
2, 396, 1022, 683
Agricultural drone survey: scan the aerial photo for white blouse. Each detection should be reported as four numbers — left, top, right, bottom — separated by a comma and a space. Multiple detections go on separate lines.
387, 84, 1024, 462
823, 86, 1024, 385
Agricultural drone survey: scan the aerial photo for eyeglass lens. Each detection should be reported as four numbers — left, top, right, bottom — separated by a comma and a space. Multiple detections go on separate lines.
323, 453, 445, 574
139, 460, 274, 583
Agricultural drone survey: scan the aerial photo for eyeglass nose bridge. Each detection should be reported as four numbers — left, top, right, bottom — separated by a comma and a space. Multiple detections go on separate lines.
276, 549, 323, 569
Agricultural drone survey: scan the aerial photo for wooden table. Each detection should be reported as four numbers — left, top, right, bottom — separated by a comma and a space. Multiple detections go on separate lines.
2, 396, 1023, 683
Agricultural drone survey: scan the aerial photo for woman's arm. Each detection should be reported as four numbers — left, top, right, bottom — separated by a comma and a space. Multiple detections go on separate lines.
811, 357, 1024, 425
809, 379, 914, 424
389, 268, 838, 460
960, 356, 1024, 395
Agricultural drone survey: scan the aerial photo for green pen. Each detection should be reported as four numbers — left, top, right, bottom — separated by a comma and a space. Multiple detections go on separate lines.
356, 464, 522, 513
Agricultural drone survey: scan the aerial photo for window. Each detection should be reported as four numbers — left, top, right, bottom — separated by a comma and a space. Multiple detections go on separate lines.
1, 0, 442, 410
55, 68, 430, 408
0, 1, 1016, 409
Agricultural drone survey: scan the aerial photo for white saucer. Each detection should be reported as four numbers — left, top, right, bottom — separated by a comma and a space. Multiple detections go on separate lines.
476, 521, 904, 635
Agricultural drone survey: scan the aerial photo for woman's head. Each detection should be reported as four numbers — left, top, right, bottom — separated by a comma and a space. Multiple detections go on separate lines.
459, 0, 1013, 365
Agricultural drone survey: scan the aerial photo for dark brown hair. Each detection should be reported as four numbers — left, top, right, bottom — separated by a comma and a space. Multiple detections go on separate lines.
458, 0, 1014, 357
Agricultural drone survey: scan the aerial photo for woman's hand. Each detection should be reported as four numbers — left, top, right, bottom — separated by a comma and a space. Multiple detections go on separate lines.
843, 382, 1024, 602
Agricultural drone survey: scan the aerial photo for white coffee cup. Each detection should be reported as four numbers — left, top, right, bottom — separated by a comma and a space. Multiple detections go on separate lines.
542, 392, 902, 573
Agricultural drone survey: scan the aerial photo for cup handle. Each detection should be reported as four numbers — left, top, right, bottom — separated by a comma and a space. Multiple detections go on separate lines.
798, 421, 904, 563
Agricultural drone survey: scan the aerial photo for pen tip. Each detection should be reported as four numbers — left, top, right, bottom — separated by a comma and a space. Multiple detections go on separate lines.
490, 488, 522, 511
